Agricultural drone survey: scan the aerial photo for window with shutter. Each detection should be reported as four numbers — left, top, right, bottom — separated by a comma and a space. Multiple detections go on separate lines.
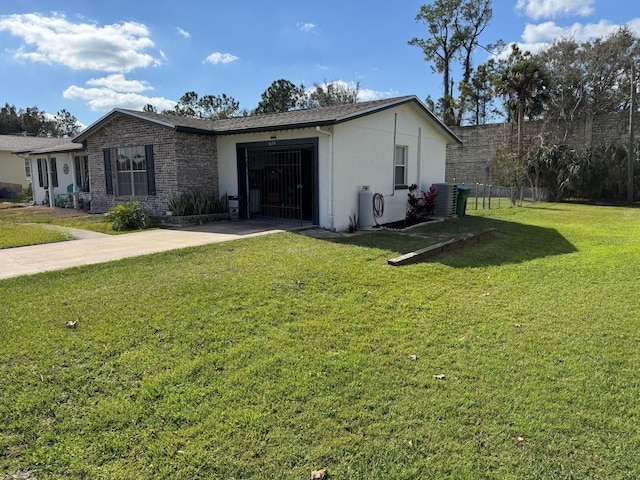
103, 148, 113, 194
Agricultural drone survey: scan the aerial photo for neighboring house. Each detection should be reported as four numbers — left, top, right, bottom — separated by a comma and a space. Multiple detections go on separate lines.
0, 135, 69, 198
13, 141, 88, 207
74, 96, 461, 231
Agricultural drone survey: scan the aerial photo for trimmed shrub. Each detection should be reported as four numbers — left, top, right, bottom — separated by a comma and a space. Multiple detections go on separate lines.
105, 199, 150, 231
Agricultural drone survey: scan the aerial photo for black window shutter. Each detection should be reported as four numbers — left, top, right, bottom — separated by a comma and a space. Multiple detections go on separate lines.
51, 158, 59, 188
145, 144, 156, 196
37, 158, 44, 188
103, 149, 113, 195
74, 156, 82, 187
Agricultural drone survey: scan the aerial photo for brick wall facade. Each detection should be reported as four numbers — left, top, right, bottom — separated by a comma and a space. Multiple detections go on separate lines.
86, 115, 218, 215
446, 111, 636, 186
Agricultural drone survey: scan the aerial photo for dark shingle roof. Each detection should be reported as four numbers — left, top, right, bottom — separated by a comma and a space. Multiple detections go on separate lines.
74, 96, 461, 144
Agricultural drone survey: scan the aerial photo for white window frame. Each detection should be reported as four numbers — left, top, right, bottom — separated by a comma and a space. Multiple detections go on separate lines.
394, 145, 408, 189
116, 146, 147, 196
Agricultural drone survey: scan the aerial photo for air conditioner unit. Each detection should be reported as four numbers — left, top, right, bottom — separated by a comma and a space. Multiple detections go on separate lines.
432, 183, 457, 217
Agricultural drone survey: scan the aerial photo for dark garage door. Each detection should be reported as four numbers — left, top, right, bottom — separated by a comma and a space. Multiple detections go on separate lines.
237, 141, 317, 225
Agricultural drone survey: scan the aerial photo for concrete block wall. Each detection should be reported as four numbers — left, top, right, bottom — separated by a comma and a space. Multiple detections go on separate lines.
447, 111, 636, 186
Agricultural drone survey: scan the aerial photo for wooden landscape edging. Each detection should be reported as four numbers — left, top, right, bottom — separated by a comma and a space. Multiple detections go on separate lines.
388, 229, 495, 266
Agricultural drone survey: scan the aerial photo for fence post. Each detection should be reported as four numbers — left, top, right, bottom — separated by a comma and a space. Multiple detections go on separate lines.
482, 184, 486, 209
498, 186, 501, 208
475, 183, 479, 210
488, 185, 492, 209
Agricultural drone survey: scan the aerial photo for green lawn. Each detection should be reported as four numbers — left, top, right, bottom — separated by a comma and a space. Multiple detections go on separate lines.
0, 205, 125, 249
1, 203, 639, 479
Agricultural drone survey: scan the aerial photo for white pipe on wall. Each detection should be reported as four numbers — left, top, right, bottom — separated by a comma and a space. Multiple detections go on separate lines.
316, 126, 334, 230
417, 126, 422, 186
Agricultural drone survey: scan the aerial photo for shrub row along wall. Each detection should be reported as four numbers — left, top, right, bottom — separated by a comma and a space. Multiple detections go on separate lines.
446, 111, 637, 186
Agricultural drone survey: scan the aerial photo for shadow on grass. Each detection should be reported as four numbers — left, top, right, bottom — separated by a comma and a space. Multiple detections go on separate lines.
328, 215, 577, 268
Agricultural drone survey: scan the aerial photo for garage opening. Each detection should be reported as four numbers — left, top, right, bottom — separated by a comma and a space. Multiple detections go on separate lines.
237, 139, 318, 225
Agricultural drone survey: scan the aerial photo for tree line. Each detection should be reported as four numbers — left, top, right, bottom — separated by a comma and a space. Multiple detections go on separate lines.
0, 104, 81, 137
1, 79, 359, 138
145, 79, 361, 119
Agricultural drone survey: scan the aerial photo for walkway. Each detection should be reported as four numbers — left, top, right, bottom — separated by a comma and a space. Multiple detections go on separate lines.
0, 221, 294, 280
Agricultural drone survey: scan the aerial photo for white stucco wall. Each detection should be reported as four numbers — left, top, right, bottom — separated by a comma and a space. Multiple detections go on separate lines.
216, 103, 451, 231
329, 103, 448, 231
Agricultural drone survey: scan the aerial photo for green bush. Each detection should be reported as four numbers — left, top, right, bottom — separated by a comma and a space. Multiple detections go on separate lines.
105, 199, 150, 231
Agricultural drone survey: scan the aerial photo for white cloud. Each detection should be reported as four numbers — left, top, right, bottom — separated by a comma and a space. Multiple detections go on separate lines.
86, 74, 152, 93
297, 22, 316, 33
204, 52, 238, 65
176, 27, 190, 39
523, 19, 639, 43
495, 18, 640, 59
63, 84, 176, 112
358, 87, 398, 102
516, 0, 595, 20
0, 12, 159, 72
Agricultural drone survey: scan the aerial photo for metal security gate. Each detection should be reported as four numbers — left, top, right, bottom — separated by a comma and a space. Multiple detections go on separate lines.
243, 145, 315, 225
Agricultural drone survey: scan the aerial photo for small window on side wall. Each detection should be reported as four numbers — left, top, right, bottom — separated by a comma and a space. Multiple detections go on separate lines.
394, 145, 408, 189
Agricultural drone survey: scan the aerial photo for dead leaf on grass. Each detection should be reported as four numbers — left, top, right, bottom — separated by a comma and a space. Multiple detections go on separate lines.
311, 468, 328, 479
63, 320, 78, 328
514, 323, 522, 328
408, 354, 417, 361
433, 374, 446, 380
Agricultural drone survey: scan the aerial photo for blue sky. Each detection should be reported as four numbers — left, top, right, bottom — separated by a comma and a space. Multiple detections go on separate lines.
1, 0, 638, 127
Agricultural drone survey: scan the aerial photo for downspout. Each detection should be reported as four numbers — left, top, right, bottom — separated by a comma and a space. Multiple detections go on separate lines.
390, 113, 397, 196
316, 126, 334, 230
417, 126, 422, 186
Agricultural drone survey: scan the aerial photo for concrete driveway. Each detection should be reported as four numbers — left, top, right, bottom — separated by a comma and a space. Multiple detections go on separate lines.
0, 221, 296, 280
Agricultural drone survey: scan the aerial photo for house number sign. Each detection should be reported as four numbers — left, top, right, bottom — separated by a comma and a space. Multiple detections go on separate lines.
63, 163, 69, 174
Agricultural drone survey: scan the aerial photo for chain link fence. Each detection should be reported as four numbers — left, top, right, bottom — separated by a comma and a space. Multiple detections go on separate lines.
462, 184, 549, 210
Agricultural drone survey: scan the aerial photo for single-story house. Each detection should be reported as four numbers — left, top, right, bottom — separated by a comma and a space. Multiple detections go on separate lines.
1, 135, 74, 199
73, 95, 461, 231
13, 141, 89, 207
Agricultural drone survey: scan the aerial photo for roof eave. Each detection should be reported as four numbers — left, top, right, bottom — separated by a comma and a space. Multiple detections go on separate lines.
214, 119, 336, 136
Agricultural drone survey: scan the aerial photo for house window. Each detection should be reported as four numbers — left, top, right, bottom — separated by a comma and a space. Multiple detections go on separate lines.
36, 158, 58, 188
74, 155, 90, 192
116, 146, 148, 196
37, 158, 48, 188
394, 145, 408, 189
